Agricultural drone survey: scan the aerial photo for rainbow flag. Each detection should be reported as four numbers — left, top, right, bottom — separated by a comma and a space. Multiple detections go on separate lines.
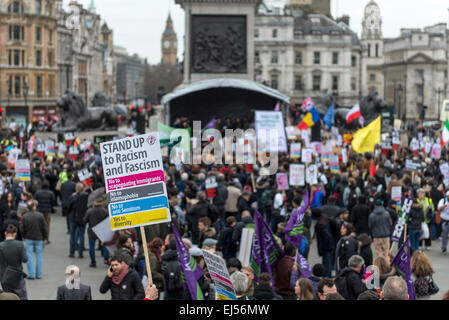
297, 106, 320, 131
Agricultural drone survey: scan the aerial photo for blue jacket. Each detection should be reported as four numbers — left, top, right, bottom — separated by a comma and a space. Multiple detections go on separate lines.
311, 190, 325, 209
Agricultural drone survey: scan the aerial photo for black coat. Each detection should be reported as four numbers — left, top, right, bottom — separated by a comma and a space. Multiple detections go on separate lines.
351, 204, 371, 235
57, 283, 92, 300
34, 189, 56, 214
337, 267, 367, 300
60, 181, 76, 208
336, 236, 358, 271
219, 224, 237, 261
20, 211, 48, 241
315, 215, 335, 257
99, 268, 145, 300
359, 244, 373, 267
408, 206, 424, 230
251, 283, 283, 300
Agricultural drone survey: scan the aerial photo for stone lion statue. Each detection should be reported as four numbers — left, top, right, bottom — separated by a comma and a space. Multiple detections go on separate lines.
54, 90, 118, 132
315, 91, 386, 129
91, 91, 111, 107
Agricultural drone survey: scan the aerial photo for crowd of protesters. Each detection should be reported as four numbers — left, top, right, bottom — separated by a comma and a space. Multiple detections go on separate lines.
0, 110, 449, 301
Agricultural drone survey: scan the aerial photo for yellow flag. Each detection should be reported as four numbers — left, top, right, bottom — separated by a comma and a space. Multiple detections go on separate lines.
351, 116, 381, 154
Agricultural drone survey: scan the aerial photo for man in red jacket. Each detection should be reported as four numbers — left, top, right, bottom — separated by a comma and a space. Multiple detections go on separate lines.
273, 242, 297, 300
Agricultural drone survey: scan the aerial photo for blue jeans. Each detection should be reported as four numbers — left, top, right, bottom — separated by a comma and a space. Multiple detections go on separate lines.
70, 223, 86, 256
88, 239, 109, 266
322, 250, 334, 278
409, 229, 421, 252
25, 239, 43, 279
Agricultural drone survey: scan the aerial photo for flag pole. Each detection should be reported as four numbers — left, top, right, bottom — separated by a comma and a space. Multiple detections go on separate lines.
140, 226, 153, 286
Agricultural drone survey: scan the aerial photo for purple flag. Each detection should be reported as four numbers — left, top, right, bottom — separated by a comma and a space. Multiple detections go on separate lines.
390, 237, 416, 300
296, 253, 312, 279
250, 210, 284, 280
172, 224, 204, 300
391, 198, 413, 243
203, 117, 216, 131
283, 189, 309, 248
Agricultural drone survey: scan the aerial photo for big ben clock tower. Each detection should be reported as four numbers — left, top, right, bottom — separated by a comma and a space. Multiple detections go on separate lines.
161, 13, 178, 66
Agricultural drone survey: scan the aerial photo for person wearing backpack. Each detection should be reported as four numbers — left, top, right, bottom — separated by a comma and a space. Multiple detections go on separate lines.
161, 238, 184, 300
334, 255, 367, 300
67, 183, 88, 259
34, 180, 56, 244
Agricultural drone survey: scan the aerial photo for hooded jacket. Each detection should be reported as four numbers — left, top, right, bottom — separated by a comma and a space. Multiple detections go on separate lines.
336, 267, 367, 300
368, 206, 392, 238
251, 283, 283, 300
315, 214, 335, 256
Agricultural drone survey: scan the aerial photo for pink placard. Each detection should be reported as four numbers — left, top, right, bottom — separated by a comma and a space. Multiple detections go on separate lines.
276, 173, 289, 190
107, 170, 165, 191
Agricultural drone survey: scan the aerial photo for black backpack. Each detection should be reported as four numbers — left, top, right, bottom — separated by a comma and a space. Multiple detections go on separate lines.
162, 259, 183, 292
334, 273, 350, 300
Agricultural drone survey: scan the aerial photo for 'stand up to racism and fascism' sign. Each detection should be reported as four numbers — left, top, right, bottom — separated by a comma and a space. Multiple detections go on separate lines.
100, 133, 171, 231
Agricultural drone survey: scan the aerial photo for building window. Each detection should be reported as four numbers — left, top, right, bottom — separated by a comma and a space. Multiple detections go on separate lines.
14, 50, 20, 66
375, 44, 379, 57
49, 30, 53, 44
22, 50, 25, 65
78, 60, 87, 75
370, 74, 376, 82
8, 1, 23, 13
332, 76, 339, 91
352, 55, 357, 67
14, 76, 21, 96
295, 52, 302, 65
313, 75, 321, 91
271, 51, 278, 64
78, 79, 87, 94
36, 27, 41, 42
8, 50, 11, 65
36, 76, 42, 97
417, 84, 423, 97
255, 50, 260, 64
332, 52, 339, 65
36, 0, 41, 14
8, 76, 13, 95
314, 52, 320, 65
416, 69, 424, 79
368, 44, 371, 57
272, 29, 278, 38
36, 50, 41, 66
294, 75, 303, 91
271, 75, 278, 90
351, 77, 357, 91
48, 51, 53, 67
254, 29, 259, 38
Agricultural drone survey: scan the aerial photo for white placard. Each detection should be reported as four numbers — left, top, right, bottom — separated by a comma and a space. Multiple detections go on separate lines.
255, 111, 288, 153
289, 164, 305, 186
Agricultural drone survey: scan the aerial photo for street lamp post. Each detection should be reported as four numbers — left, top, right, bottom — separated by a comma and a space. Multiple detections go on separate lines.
23, 81, 29, 127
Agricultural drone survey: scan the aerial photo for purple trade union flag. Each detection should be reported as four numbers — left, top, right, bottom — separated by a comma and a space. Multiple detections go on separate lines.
390, 237, 416, 300
283, 189, 309, 248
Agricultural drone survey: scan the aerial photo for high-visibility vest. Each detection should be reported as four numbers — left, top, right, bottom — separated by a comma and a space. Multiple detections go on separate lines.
59, 171, 68, 184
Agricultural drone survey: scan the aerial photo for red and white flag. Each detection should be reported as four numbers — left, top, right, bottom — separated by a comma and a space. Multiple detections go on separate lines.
346, 104, 362, 124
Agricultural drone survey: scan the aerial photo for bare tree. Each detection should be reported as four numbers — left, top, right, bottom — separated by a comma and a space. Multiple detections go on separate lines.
142, 62, 182, 104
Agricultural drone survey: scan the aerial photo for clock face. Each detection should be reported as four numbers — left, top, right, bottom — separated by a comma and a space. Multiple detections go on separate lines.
164, 40, 170, 48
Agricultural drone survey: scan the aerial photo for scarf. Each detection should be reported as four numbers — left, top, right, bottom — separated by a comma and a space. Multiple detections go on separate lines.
112, 263, 129, 285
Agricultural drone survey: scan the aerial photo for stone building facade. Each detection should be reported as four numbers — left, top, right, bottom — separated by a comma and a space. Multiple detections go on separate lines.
254, 5, 362, 107
115, 45, 144, 104
383, 24, 448, 121
56, 0, 104, 108
0, 0, 59, 127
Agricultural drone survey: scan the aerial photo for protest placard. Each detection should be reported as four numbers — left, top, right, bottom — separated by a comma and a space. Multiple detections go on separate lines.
100, 133, 171, 231
201, 249, 237, 300
92, 218, 116, 254
330, 154, 339, 173
432, 144, 441, 159
45, 139, 55, 156
276, 172, 289, 190
65, 133, 75, 145
306, 164, 318, 185
391, 186, 402, 202
255, 111, 288, 153
289, 164, 305, 186
405, 159, 421, 172
290, 143, 301, 159
238, 228, 255, 268
69, 146, 79, 160
302, 149, 313, 163
285, 126, 298, 140
15, 159, 30, 182
205, 175, 218, 199
78, 168, 94, 187
37, 144, 45, 158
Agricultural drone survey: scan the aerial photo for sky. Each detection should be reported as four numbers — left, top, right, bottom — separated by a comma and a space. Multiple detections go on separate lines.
68, 0, 449, 65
